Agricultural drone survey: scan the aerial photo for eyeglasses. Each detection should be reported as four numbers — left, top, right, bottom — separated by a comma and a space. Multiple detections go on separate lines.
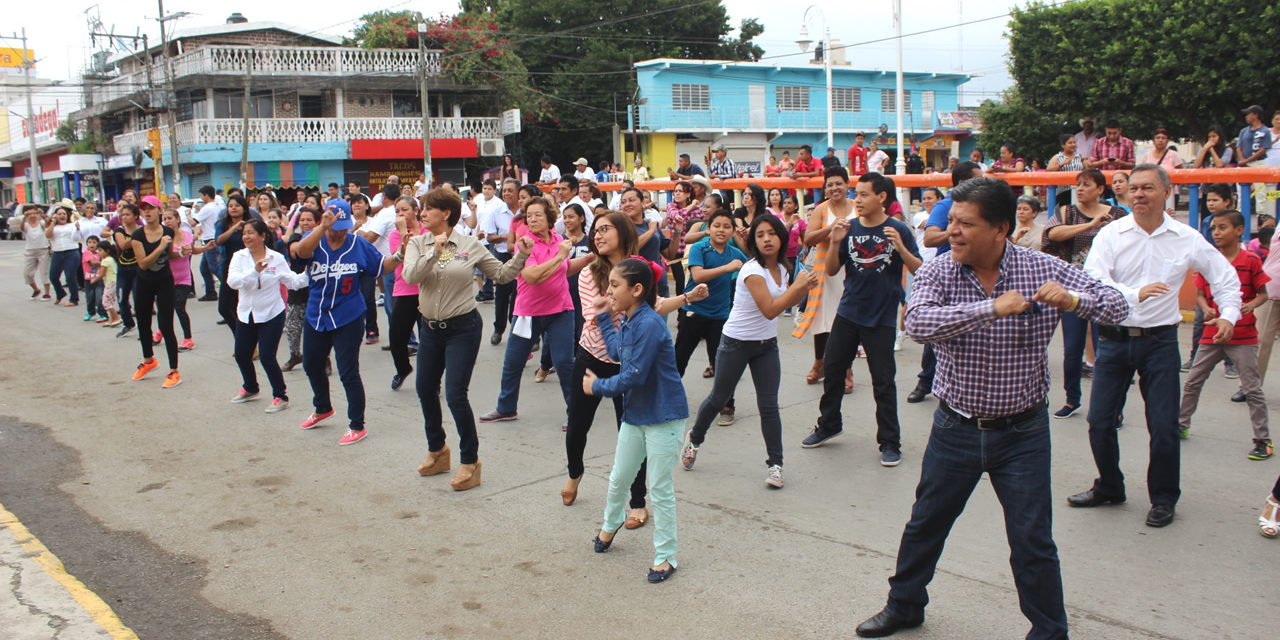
593, 224, 615, 236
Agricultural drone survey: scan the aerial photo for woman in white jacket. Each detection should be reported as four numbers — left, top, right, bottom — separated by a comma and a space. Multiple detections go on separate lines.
227, 219, 309, 412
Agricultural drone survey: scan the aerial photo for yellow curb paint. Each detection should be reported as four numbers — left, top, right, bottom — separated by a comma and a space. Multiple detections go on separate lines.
0, 501, 140, 640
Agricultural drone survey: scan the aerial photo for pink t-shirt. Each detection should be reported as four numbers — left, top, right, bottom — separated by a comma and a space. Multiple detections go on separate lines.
387, 229, 419, 298
169, 231, 194, 286
515, 232, 573, 317
786, 218, 807, 258
82, 249, 101, 279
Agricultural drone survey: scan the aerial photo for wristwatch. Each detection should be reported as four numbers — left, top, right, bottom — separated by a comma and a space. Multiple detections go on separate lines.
1067, 291, 1081, 313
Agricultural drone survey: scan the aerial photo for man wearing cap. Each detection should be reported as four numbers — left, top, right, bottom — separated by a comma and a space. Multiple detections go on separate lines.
572, 158, 594, 184
1239, 105, 1273, 217
1086, 121, 1135, 171
537, 156, 562, 187
821, 147, 842, 171
848, 133, 869, 176
292, 198, 404, 446
1074, 118, 1099, 161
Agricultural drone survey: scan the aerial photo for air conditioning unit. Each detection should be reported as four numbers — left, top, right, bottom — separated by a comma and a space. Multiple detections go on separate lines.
479, 138, 504, 157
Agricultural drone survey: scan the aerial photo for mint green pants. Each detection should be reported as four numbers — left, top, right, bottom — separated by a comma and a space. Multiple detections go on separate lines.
602, 418, 684, 568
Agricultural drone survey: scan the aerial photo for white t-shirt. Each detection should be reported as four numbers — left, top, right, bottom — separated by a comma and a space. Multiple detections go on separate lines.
911, 212, 937, 262
194, 201, 223, 241
723, 259, 788, 341
539, 165, 562, 184
363, 206, 397, 256
555, 197, 597, 235
868, 150, 890, 173
413, 180, 429, 197
24, 221, 49, 250
574, 168, 594, 183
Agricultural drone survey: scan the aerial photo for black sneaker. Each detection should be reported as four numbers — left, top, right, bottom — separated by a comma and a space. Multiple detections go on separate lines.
1248, 440, 1274, 460
880, 447, 902, 467
800, 425, 842, 448
1232, 390, 1246, 403
1053, 404, 1080, 419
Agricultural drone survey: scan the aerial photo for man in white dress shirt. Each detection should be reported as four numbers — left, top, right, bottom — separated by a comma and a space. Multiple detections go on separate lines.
1069, 163, 1242, 528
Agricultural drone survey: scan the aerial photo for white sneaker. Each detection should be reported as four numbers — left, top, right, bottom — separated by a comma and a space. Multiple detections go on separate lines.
894, 331, 905, 352
766, 465, 784, 488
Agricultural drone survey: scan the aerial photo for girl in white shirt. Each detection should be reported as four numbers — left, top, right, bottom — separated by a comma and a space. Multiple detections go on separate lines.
679, 215, 816, 489
227, 219, 310, 412
44, 206, 80, 306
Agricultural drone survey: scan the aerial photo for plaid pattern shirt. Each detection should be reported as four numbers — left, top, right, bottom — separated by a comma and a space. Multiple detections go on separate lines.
906, 242, 1130, 417
708, 157, 737, 179
1089, 135, 1135, 170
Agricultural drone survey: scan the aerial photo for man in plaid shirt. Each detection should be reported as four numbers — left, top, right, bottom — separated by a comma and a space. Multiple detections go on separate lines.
855, 178, 1129, 640
707, 146, 737, 205
1086, 120, 1135, 171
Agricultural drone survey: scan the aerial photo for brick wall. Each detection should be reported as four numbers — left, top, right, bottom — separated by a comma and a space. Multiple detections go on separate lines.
342, 91, 393, 118
273, 90, 298, 118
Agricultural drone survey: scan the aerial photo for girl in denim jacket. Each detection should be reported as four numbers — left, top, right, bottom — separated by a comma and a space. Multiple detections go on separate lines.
583, 257, 688, 583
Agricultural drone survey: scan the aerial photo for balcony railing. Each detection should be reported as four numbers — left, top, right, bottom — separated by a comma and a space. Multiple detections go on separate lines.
113, 116, 501, 152
629, 105, 935, 132
94, 45, 443, 106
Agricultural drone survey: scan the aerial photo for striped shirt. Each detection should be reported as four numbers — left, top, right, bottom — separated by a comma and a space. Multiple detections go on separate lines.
577, 267, 669, 363
906, 242, 1130, 417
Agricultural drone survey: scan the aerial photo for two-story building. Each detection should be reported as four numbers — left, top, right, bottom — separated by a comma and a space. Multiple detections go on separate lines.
624, 56, 973, 175
74, 14, 505, 202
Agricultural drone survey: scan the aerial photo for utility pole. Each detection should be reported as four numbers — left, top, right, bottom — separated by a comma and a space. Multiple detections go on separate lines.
157, 0, 184, 196
416, 16, 433, 187
18, 28, 43, 203
629, 54, 640, 166
239, 55, 252, 191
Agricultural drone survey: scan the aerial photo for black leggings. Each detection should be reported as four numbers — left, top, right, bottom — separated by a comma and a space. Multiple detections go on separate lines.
136, 272, 178, 370
674, 313, 733, 410
670, 261, 687, 320
360, 274, 379, 337
173, 284, 193, 339
218, 280, 239, 337
390, 294, 421, 377
565, 347, 645, 509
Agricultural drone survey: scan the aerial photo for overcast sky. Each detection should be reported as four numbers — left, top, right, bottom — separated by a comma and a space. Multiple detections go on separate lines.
9, 0, 1016, 105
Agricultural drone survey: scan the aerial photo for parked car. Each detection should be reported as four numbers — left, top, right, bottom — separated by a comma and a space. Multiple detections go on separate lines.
6, 214, 23, 241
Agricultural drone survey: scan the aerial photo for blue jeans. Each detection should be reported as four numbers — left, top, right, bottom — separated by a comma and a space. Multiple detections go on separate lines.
916, 343, 936, 392
1060, 311, 1098, 406
199, 248, 220, 297
496, 311, 575, 416
416, 310, 484, 464
302, 317, 367, 430
359, 274, 379, 337
49, 249, 80, 303
887, 406, 1066, 640
83, 281, 105, 317
1087, 326, 1182, 506
235, 311, 287, 400
689, 336, 783, 467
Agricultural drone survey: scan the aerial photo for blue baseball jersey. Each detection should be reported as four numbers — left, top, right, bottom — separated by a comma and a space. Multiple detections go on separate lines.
304, 232, 385, 331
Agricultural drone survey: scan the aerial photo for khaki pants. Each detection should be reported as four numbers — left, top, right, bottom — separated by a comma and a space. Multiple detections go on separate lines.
1180, 342, 1269, 442
23, 248, 50, 288
1256, 300, 1280, 381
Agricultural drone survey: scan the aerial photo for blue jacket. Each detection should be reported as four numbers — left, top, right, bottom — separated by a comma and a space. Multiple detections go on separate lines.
592, 303, 688, 425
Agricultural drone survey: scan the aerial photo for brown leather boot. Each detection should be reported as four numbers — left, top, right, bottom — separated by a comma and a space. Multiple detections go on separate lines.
450, 461, 482, 491
417, 445, 451, 476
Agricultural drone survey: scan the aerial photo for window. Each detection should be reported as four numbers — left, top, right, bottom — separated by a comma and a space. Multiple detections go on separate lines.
298, 94, 323, 118
776, 86, 809, 111
671, 84, 710, 111
922, 90, 935, 113
392, 90, 421, 117
832, 87, 860, 112
211, 90, 273, 119
881, 89, 912, 112
174, 90, 206, 121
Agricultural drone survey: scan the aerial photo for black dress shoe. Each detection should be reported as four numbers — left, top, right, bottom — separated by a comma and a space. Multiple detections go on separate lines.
216, 319, 228, 325
1232, 390, 1246, 403
1066, 488, 1126, 507
1145, 504, 1175, 527
391, 373, 406, 391
490, 332, 502, 346
906, 387, 930, 403
855, 608, 924, 638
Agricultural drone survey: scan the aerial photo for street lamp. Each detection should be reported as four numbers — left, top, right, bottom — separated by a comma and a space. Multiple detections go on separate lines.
796, 6, 834, 151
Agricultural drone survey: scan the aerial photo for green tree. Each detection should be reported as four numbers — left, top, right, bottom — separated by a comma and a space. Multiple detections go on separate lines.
55, 117, 103, 154
1008, 0, 1280, 141
461, 0, 764, 166
977, 89, 1065, 166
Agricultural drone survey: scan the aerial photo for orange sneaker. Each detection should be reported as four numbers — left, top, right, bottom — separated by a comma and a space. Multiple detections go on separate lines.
132, 359, 159, 381
162, 370, 182, 389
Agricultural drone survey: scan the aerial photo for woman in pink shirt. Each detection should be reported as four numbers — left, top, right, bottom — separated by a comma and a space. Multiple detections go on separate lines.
664, 180, 702, 319
387, 195, 425, 390
478, 197, 577, 425
161, 208, 209, 351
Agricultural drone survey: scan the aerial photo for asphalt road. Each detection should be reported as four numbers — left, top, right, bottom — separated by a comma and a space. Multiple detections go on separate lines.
0, 240, 1271, 639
